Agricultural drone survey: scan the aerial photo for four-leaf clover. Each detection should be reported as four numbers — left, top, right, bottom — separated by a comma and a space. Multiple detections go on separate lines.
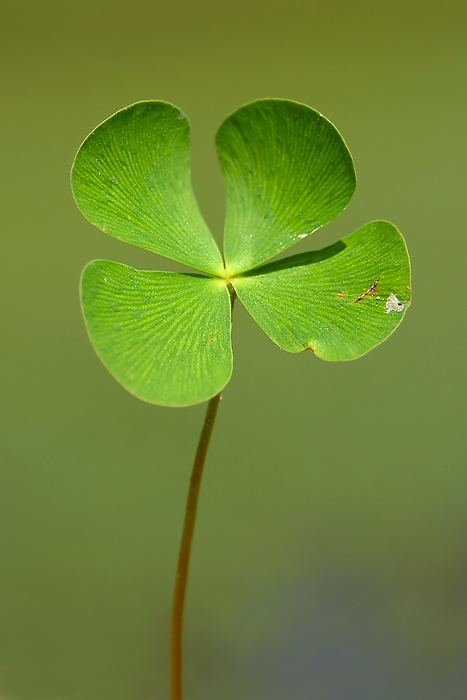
72, 99, 411, 406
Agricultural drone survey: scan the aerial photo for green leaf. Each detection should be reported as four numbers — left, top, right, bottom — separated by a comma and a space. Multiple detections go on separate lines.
216, 99, 356, 275
232, 221, 411, 361
72, 101, 224, 275
81, 261, 232, 406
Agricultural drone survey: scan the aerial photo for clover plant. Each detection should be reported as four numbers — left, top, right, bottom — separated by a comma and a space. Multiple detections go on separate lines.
72, 99, 411, 699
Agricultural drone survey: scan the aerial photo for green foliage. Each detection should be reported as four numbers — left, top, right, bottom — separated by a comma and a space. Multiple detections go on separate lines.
72, 101, 224, 275
81, 262, 232, 406
234, 221, 410, 360
217, 99, 356, 275
73, 99, 411, 406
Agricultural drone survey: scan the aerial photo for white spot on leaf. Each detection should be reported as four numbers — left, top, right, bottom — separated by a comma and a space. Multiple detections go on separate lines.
385, 293, 404, 314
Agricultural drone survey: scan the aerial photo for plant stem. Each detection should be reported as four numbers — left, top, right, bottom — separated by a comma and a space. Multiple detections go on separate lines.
170, 391, 222, 700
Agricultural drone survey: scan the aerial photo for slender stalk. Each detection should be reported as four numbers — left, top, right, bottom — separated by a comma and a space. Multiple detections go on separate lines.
170, 391, 222, 700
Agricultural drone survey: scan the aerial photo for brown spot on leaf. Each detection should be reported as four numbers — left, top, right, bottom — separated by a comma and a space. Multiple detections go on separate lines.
354, 277, 380, 303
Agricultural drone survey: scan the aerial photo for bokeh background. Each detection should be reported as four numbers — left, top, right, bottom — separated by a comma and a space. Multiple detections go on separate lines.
1, 0, 466, 698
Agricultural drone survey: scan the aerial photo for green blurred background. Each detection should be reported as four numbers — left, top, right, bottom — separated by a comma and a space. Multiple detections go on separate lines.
1, 0, 466, 698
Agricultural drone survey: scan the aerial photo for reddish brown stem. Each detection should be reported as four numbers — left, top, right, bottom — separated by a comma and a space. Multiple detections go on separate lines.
170, 392, 222, 700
